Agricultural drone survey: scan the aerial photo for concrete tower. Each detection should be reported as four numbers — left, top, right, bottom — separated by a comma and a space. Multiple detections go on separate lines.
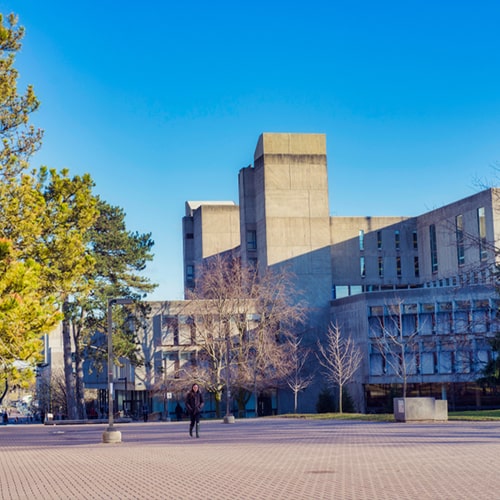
239, 133, 332, 315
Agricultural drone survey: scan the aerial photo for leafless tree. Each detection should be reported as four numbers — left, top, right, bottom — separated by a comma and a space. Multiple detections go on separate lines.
371, 299, 420, 398
317, 322, 362, 413
284, 337, 315, 413
184, 254, 307, 417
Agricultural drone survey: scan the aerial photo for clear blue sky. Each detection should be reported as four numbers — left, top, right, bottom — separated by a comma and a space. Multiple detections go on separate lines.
2, 1, 499, 300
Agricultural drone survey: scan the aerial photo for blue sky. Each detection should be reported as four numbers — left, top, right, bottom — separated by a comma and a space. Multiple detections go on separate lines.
2, 1, 499, 300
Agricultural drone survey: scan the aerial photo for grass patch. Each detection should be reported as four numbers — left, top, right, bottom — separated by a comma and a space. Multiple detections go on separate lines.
448, 409, 500, 421
279, 409, 500, 422
279, 412, 394, 422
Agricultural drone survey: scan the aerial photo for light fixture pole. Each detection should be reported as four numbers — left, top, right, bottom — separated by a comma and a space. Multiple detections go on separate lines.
102, 298, 133, 444
223, 332, 235, 424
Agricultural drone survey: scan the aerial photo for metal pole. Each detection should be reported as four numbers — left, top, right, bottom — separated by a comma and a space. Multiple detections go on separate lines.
223, 332, 234, 423
226, 333, 231, 417
102, 298, 133, 443
107, 298, 115, 430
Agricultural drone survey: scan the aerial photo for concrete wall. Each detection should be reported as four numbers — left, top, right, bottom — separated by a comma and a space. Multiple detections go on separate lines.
330, 216, 418, 289
182, 201, 240, 294
417, 189, 498, 284
251, 133, 332, 315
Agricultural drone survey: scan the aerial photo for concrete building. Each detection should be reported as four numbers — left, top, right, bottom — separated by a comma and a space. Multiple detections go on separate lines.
177, 133, 500, 413
41, 132, 500, 417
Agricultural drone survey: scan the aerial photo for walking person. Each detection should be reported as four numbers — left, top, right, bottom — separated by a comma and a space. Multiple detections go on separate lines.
185, 383, 204, 438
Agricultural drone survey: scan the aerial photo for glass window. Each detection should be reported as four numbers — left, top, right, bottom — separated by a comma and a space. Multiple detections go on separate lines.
429, 224, 438, 273
456, 214, 465, 266
403, 303, 417, 314
247, 230, 257, 251
359, 229, 364, 251
360, 256, 366, 278
369, 306, 384, 316
395, 230, 400, 251
161, 316, 177, 346
396, 256, 402, 277
414, 256, 419, 278
478, 207, 487, 260
412, 230, 418, 250
186, 265, 194, 282
334, 285, 349, 299
377, 231, 382, 250
378, 256, 383, 278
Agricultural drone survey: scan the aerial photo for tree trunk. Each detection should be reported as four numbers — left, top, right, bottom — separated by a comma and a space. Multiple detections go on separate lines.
0, 379, 8, 406
72, 322, 87, 420
62, 305, 77, 420
75, 352, 86, 419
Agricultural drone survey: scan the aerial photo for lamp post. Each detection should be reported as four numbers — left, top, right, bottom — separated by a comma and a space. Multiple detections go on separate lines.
102, 298, 133, 444
223, 332, 235, 424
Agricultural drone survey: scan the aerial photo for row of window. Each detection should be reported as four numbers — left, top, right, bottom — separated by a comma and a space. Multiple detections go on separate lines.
369, 348, 488, 377
433, 206, 488, 274
369, 299, 495, 316
359, 229, 418, 252
360, 255, 419, 279
358, 207, 489, 277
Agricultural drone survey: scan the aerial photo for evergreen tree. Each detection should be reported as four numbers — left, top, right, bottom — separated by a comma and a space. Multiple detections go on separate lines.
316, 387, 336, 413
0, 13, 157, 417
0, 13, 42, 177
0, 239, 60, 405
478, 333, 500, 388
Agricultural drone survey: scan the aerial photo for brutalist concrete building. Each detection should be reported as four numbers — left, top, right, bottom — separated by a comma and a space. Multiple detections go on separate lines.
179, 132, 500, 413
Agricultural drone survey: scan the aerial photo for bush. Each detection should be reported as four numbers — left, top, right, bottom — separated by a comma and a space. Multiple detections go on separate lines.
342, 387, 356, 413
316, 387, 336, 413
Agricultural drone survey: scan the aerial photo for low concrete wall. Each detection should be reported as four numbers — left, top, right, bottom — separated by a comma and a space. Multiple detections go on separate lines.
394, 397, 448, 422
44, 418, 133, 426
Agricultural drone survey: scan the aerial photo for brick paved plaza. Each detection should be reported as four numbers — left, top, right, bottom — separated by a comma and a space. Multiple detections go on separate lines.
1, 418, 500, 499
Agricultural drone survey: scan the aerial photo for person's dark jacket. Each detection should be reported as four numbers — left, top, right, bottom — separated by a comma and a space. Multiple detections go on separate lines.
185, 390, 204, 416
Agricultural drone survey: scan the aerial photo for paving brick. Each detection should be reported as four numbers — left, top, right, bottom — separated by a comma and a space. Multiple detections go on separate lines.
1, 419, 499, 499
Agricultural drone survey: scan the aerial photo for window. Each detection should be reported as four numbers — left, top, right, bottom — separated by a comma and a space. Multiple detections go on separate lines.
186, 265, 194, 282
377, 231, 382, 250
414, 256, 420, 278
360, 256, 366, 278
412, 230, 418, 250
161, 316, 178, 346
247, 230, 257, 251
378, 256, 383, 278
369, 306, 384, 316
185, 233, 194, 239
429, 224, 438, 273
359, 230, 364, 251
455, 215, 465, 266
396, 256, 402, 278
478, 207, 487, 260
395, 230, 400, 251
334, 285, 349, 299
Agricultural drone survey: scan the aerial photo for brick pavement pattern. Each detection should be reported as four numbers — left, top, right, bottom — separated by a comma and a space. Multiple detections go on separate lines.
1, 418, 500, 499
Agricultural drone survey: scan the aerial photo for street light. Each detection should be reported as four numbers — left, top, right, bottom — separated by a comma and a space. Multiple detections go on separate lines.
223, 332, 235, 424
102, 298, 133, 444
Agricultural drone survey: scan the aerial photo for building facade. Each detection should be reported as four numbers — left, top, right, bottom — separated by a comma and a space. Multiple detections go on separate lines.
42, 132, 500, 417
178, 133, 500, 413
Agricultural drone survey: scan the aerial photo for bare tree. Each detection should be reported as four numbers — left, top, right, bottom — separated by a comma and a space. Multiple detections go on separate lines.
284, 337, 314, 413
371, 299, 420, 398
317, 322, 362, 414
184, 254, 307, 418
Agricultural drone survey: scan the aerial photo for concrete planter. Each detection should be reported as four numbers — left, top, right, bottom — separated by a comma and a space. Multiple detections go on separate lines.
394, 397, 448, 422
